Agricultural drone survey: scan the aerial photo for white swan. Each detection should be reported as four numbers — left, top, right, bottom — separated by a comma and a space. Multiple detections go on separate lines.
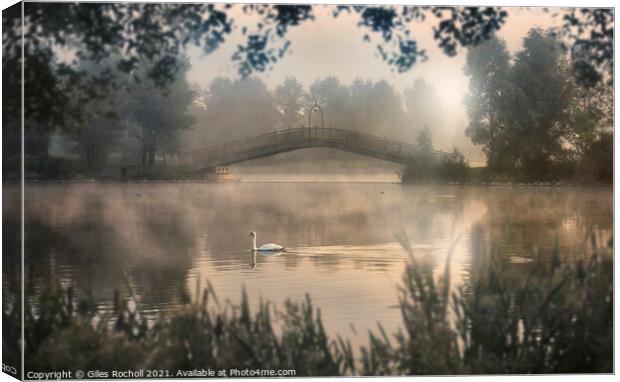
250, 231, 284, 251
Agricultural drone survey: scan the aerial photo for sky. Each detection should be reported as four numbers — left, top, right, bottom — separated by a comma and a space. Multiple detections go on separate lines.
183, 6, 562, 164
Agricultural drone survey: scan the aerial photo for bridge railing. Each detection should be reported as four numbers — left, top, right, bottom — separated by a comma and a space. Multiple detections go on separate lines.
178, 127, 453, 168
324, 128, 451, 159
304, 127, 412, 158
305, 127, 453, 160
178, 129, 300, 166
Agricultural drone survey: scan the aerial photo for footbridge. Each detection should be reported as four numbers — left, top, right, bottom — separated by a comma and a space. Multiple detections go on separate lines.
178, 127, 453, 172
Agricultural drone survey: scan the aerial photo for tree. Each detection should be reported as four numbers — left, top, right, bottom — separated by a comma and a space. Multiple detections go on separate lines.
401, 126, 436, 183
308, 76, 351, 128
348, 79, 374, 132
201, 77, 278, 143
274, 77, 308, 129
69, 112, 125, 166
404, 78, 444, 141
566, 81, 612, 157
370, 80, 407, 138
566, 80, 613, 182
463, 35, 512, 172
440, 148, 470, 182
64, 58, 129, 166
415, 126, 434, 156
348, 79, 407, 138
123, 58, 196, 166
508, 29, 574, 179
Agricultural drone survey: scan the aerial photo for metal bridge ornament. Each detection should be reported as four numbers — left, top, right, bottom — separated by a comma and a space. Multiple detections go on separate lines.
307, 100, 325, 132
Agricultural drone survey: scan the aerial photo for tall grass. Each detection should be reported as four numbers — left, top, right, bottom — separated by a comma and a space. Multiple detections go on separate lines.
361, 228, 613, 374
6, 229, 612, 376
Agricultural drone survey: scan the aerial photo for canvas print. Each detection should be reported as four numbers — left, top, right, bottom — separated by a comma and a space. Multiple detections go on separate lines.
1, 1, 614, 379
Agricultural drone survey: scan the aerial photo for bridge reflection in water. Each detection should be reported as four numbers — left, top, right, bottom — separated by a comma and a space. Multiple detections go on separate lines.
178, 127, 453, 171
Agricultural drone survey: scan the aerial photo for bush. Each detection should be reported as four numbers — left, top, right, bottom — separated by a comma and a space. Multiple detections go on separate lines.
401, 148, 470, 184
439, 148, 470, 182
400, 153, 437, 183
574, 132, 613, 184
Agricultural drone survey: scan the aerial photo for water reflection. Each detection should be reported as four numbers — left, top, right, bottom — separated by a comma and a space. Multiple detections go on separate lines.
3, 182, 612, 346
249, 250, 286, 269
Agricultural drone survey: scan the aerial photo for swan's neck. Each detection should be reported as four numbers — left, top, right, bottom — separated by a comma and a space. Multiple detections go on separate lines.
252, 236, 257, 251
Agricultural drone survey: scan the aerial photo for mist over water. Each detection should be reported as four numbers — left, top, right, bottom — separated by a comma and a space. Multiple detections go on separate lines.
233, 149, 403, 183
5, 171, 612, 347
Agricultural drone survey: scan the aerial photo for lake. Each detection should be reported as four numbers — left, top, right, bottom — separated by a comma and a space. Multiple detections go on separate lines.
3, 176, 613, 347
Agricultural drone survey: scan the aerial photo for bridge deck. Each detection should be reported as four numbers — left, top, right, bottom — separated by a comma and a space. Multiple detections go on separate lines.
178, 127, 452, 171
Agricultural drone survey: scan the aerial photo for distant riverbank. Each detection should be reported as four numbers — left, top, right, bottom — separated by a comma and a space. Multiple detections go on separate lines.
401, 165, 612, 187
3, 154, 612, 187
6, 178, 613, 187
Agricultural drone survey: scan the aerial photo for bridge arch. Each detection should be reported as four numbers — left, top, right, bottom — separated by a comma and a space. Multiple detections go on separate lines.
178, 127, 452, 172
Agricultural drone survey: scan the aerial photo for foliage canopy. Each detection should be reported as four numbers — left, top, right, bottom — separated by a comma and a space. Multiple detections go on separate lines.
3, 3, 611, 134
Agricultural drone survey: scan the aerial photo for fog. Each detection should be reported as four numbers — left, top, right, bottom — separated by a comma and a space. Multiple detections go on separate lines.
38, 5, 564, 168
10, 3, 607, 183
6, 181, 612, 345
182, 6, 561, 165
181, 75, 450, 160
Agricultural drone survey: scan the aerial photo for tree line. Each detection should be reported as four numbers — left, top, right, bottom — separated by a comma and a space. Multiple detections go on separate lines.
185, 75, 445, 152
9, 25, 612, 184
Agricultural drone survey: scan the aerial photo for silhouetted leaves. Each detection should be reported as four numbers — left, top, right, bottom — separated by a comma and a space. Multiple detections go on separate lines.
432, 7, 508, 57
552, 8, 613, 87
3, 2, 231, 133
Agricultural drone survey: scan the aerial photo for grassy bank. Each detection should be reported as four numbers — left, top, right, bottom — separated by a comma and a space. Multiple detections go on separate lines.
4, 230, 613, 376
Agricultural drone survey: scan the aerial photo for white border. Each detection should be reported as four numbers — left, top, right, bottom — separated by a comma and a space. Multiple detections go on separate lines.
0, 1, 616, 382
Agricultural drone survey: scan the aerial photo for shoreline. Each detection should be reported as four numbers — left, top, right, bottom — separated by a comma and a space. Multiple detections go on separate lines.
3, 179, 612, 188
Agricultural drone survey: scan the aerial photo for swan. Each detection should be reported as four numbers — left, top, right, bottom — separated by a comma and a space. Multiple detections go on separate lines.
250, 231, 284, 252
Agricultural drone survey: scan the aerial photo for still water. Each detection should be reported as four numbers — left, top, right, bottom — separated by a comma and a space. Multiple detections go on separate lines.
5, 176, 613, 346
